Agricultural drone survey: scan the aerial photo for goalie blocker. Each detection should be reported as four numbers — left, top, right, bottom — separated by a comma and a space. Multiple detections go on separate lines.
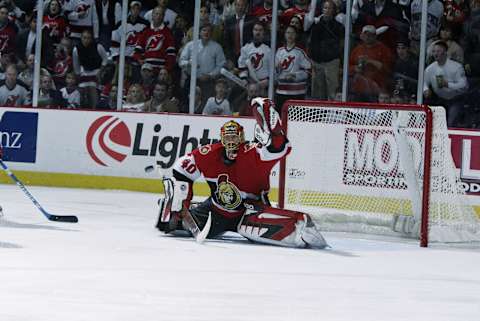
155, 97, 327, 248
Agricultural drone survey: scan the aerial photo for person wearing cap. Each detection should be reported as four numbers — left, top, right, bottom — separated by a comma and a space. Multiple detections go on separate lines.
140, 63, 156, 98
392, 39, 418, 100
349, 24, 394, 101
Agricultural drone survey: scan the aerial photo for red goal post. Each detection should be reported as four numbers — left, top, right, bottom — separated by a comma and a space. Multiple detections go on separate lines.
278, 100, 480, 247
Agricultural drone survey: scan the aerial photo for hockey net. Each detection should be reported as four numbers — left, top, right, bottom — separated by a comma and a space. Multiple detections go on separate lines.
279, 100, 480, 246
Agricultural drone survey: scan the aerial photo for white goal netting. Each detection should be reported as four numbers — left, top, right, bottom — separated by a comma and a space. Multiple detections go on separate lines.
281, 101, 480, 245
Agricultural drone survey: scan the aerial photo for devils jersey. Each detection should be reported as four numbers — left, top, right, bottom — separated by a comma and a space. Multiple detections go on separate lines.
250, 5, 273, 25
275, 45, 311, 95
280, 6, 308, 27
64, 0, 99, 39
111, 16, 149, 59
43, 14, 70, 43
0, 20, 17, 54
0, 82, 29, 107
173, 141, 291, 218
134, 24, 176, 71
238, 42, 272, 81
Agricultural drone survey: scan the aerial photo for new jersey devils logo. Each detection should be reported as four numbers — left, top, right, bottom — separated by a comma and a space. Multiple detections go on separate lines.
126, 30, 137, 46
215, 174, 242, 210
146, 34, 165, 52
75, 3, 91, 14
86, 116, 132, 166
250, 53, 264, 69
0, 36, 9, 52
280, 55, 295, 71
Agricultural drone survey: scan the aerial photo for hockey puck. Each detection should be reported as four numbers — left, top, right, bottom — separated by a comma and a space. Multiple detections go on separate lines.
144, 165, 155, 173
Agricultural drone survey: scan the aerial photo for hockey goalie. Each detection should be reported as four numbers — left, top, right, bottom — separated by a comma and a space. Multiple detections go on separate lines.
155, 98, 327, 249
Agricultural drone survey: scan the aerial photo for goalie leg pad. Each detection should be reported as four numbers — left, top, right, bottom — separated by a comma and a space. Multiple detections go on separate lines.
156, 177, 192, 233
237, 206, 327, 248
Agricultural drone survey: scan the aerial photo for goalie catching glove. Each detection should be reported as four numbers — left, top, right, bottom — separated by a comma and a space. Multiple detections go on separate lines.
251, 97, 284, 147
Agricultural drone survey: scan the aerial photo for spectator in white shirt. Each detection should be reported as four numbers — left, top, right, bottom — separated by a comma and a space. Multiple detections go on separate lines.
423, 41, 468, 127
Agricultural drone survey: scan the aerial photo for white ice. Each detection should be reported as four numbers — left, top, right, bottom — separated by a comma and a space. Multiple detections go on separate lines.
1, 184, 480, 321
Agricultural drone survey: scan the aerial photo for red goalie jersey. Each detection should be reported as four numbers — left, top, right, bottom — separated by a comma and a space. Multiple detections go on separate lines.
172, 140, 291, 218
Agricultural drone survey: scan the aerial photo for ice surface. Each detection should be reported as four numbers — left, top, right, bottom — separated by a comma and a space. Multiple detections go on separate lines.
1, 184, 480, 321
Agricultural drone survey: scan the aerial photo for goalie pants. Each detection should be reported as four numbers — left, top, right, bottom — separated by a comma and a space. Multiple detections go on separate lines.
189, 197, 243, 239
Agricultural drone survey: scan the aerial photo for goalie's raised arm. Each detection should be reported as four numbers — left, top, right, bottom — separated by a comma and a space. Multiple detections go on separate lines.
251, 97, 288, 151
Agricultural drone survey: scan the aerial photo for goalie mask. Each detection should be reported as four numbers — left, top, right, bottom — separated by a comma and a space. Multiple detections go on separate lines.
220, 120, 245, 160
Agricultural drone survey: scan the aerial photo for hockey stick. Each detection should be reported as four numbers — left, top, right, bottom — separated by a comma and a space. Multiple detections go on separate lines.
220, 68, 247, 90
0, 159, 79, 223
145, 164, 211, 243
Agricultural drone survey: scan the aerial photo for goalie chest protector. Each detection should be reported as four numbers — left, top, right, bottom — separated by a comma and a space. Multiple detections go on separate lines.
177, 142, 290, 217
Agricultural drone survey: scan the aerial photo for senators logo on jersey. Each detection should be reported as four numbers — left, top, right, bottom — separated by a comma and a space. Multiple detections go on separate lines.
199, 145, 212, 155
215, 174, 242, 210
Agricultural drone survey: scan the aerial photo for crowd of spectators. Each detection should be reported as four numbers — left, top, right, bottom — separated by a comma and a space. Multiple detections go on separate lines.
1, 0, 480, 127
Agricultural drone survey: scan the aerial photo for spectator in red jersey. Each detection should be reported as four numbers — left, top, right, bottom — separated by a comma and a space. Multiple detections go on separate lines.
0, 5, 18, 57
250, 0, 273, 44
443, 0, 468, 33
349, 25, 394, 102
49, 37, 74, 88
134, 6, 176, 73
250, 0, 273, 26
43, 0, 70, 45
280, 0, 309, 30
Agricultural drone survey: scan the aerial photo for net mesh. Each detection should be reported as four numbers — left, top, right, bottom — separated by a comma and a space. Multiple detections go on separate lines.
283, 102, 480, 243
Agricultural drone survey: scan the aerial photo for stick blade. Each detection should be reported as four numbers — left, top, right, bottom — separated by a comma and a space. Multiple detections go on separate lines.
48, 215, 79, 223
195, 212, 211, 244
